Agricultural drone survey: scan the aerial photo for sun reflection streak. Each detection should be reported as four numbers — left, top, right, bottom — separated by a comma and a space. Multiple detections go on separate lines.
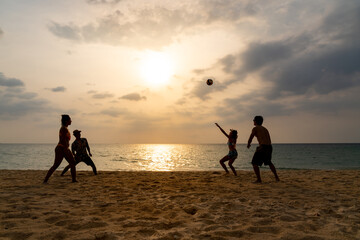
142, 144, 176, 171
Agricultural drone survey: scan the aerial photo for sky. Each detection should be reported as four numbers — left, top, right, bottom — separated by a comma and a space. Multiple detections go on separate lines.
0, 0, 359, 144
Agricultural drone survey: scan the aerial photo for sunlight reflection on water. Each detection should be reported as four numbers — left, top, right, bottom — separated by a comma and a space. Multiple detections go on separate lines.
142, 145, 175, 171
96, 144, 229, 171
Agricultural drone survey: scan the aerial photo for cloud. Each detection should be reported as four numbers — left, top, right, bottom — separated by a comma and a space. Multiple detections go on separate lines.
0, 73, 50, 120
48, 1, 257, 49
0, 73, 24, 87
198, 0, 258, 23
119, 93, 146, 101
46, 86, 66, 92
188, 78, 227, 100
0, 27, 3, 38
48, 22, 82, 41
184, 0, 360, 123
100, 108, 126, 117
91, 92, 114, 99
261, 1, 360, 99
215, 1, 359, 97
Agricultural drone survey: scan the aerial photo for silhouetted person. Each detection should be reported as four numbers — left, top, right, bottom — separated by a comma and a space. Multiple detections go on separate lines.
215, 123, 238, 176
61, 130, 97, 176
44, 114, 77, 183
247, 116, 279, 183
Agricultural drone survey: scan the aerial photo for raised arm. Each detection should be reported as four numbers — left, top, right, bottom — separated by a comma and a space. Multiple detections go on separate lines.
215, 123, 229, 138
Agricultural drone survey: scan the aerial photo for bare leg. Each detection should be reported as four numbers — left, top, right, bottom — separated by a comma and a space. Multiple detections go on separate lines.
269, 163, 280, 181
228, 158, 237, 176
61, 161, 80, 176
252, 164, 262, 183
219, 156, 230, 174
64, 150, 77, 182
44, 147, 64, 183
60, 165, 71, 176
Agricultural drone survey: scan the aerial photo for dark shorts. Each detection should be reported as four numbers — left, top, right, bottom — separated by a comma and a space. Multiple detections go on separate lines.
252, 145, 273, 166
228, 150, 238, 159
76, 155, 95, 166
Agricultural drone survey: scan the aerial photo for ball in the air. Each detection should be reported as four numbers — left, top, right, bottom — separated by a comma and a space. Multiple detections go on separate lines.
206, 79, 213, 86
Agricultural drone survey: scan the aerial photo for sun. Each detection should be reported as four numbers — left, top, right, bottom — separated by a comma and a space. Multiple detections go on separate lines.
139, 51, 174, 86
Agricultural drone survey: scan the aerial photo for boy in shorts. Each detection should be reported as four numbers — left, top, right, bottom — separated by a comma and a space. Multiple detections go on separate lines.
247, 116, 279, 183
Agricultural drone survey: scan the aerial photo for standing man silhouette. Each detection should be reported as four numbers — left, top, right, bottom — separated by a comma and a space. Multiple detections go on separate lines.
247, 116, 279, 183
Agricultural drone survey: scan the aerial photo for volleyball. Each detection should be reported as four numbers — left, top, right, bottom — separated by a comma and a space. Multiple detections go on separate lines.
206, 79, 213, 86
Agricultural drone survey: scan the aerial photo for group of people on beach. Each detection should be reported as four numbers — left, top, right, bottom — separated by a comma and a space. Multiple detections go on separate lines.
215, 116, 279, 183
44, 114, 279, 183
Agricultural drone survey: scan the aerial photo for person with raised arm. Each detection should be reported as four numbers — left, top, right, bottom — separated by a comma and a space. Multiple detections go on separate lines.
215, 123, 238, 176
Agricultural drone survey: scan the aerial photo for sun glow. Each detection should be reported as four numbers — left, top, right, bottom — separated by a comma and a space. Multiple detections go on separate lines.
139, 51, 174, 86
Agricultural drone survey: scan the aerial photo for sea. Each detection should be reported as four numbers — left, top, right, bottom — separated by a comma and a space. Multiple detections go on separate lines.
0, 143, 360, 171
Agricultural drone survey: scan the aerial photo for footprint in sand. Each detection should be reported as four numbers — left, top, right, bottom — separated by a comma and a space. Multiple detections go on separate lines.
183, 206, 198, 215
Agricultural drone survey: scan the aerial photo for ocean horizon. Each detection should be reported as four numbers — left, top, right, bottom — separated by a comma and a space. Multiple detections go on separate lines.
1, 143, 360, 171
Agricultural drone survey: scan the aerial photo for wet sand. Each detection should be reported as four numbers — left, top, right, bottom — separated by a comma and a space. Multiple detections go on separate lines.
0, 170, 359, 239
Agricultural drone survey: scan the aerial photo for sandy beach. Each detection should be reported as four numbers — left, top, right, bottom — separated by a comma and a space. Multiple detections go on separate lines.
0, 170, 359, 240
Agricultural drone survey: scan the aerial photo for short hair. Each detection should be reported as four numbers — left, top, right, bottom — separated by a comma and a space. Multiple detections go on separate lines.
253, 116, 263, 125
61, 114, 71, 126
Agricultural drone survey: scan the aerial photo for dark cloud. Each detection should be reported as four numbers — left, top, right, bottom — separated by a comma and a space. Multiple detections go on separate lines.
216, 85, 360, 125
0, 73, 49, 120
241, 37, 308, 73
320, 0, 360, 43
218, 54, 237, 74
48, 22, 82, 41
47, 86, 66, 92
0, 73, 24, 87
120, 93, 146, 101
262, 1, 360, 99
211, 1, 360, 99
185, 0, 360, 125
264, 45, 360, 98
48, 2, 257, 49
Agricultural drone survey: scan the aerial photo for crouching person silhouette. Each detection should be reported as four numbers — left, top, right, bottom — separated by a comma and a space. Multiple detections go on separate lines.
61, 130, 97, 176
